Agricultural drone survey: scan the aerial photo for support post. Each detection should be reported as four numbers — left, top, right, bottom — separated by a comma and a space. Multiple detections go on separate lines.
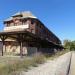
0, 35, 7, 56
17, 34, 24, 58
2, 41, 4, 56
20, 41, 23, 58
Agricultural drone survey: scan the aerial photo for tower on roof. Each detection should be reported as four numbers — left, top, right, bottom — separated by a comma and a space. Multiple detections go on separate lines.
4, 11, 37, 32
4, 11, 37, 22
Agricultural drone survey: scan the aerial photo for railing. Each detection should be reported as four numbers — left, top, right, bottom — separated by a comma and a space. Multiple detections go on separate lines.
4, 24, 29, 31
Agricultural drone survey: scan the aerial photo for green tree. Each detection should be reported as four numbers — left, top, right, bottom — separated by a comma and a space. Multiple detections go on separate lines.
63, 40, 75, 51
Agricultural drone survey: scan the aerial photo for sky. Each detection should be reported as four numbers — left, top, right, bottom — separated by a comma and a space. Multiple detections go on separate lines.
0, 0, 75, 42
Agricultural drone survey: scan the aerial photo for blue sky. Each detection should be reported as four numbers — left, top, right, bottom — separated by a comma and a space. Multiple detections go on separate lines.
0, 0, 75, 42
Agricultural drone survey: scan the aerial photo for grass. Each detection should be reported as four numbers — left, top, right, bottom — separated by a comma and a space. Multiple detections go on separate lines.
0, 53, 46, 75
0, 50, 69, 75
45, 50, 70, 60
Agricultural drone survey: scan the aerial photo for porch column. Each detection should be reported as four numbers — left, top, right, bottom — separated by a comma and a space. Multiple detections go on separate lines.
17, 34, 24, 58
0, 35, 7, 56
20, 41, 23, 57
2, 41, 5, 56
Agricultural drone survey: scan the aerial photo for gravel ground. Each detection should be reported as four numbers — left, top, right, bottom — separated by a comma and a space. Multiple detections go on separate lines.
69, 51, 75, 75
20, 52, 71, 75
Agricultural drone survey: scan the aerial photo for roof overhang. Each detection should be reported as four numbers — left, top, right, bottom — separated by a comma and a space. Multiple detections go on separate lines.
0, 30, 63, 49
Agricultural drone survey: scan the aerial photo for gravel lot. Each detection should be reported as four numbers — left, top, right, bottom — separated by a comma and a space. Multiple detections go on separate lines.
21, 52, 72, 75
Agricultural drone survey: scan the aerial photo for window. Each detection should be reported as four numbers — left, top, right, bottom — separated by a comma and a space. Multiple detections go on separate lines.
31, 29, 35, 34
7, 23, 10, 27
22, 19, 27, 25
31, 20, 35, 24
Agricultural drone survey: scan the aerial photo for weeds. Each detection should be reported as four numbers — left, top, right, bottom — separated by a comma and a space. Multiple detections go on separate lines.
0, 53, 46, 75
0, 50, 68, 75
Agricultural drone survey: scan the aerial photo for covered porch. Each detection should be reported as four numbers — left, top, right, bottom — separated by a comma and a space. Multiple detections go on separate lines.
0, 30, 63, 57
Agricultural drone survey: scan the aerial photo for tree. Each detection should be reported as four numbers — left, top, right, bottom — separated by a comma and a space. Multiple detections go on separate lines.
63, 40, 75, 51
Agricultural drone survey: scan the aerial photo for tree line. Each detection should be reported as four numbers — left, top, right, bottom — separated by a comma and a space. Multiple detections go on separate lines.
63, 40, 75, 51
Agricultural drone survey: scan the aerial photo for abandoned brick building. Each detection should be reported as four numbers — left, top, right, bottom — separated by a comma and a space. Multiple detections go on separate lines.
0, 11, 63, 56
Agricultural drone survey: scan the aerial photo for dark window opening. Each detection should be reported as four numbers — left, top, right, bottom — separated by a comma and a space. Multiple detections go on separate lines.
31, 20, 35, 24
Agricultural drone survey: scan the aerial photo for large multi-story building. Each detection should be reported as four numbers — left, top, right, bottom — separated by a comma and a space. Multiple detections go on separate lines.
0, 11, 62, 56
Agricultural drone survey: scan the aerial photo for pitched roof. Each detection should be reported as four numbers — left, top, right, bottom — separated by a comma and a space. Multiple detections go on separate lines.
4, 11, 37, 22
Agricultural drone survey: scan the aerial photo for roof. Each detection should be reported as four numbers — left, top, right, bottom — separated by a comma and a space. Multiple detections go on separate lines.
0, 30, 62, 48
4, 11, 37, 22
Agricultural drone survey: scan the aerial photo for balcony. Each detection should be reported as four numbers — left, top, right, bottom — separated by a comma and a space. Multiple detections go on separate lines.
4, 24, 29, 32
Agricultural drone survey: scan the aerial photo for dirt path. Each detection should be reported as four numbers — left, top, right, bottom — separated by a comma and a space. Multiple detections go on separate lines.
69, 51, 75, 75
21, 52, 71, 75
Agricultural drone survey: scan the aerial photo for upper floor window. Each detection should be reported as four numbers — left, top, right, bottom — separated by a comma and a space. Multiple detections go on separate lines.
31, 20, 35, 24
7, 23, 10, 27
31, 29, 35, 34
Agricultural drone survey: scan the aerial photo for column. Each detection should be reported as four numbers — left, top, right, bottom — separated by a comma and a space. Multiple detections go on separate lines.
20, 41, 23, 57
0, 35, 7, 56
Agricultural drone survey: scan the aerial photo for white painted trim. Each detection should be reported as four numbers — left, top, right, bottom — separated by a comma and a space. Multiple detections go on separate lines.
4, 24, 29, 31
